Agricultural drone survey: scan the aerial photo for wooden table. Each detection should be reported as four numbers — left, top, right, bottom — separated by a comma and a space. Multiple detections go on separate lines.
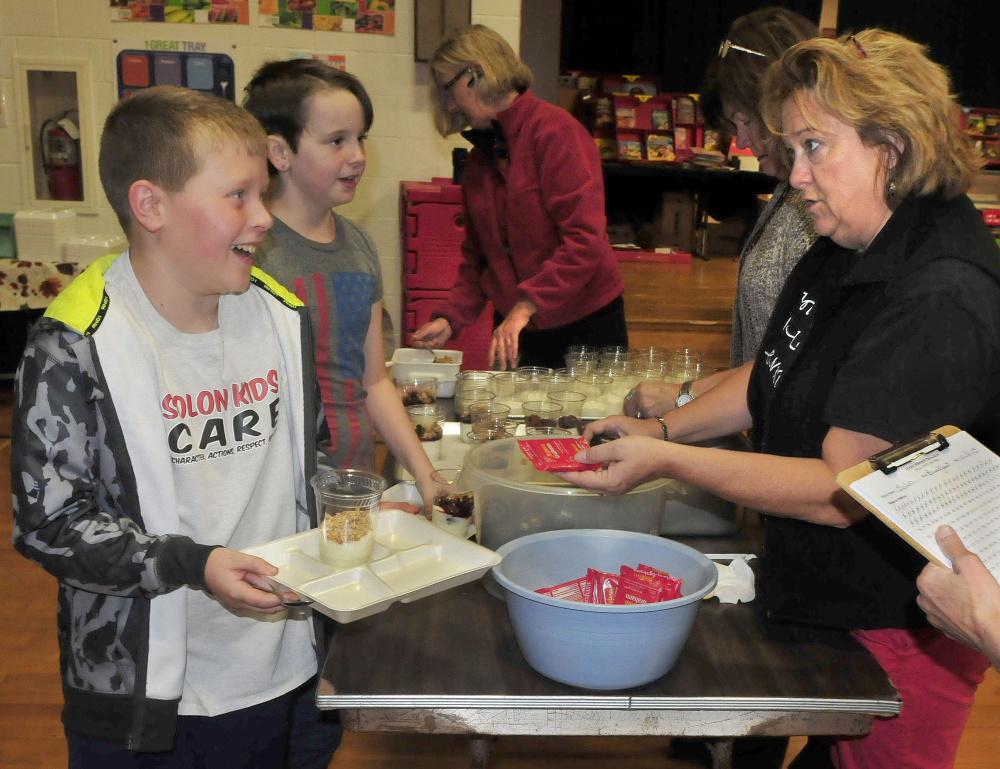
318, 535, 900, 769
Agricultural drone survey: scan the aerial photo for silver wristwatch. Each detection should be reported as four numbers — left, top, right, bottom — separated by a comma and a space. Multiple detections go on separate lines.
675, 380, 696, 408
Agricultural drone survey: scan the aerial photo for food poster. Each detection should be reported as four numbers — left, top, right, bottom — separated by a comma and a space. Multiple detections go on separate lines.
111, 0, 250, 25
258, 0, 396, 34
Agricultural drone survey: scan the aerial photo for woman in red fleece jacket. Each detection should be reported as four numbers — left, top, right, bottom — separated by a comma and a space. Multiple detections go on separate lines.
411, 24, 627, 370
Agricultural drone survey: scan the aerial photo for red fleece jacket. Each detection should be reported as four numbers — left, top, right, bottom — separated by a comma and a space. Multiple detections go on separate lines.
434, 90, 624, 334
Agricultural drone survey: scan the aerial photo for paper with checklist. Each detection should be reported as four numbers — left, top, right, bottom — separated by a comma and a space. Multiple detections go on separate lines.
837, 427, 1000, 580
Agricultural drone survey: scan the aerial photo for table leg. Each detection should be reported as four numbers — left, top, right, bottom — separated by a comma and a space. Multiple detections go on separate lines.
469, 736, 497, 769
707, 738, 734, 769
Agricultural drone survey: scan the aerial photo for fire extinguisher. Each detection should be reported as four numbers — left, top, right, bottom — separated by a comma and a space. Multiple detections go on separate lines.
40, 111, 82, 201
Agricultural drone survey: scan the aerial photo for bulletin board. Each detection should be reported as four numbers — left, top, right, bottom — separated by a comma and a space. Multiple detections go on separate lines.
110, 0, 250, 25
258, 0, 395, 33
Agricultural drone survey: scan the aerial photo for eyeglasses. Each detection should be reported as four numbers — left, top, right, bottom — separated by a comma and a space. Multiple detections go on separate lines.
846, 34, 868, 59
718, 39, 767, 59
441, 66, 473, 92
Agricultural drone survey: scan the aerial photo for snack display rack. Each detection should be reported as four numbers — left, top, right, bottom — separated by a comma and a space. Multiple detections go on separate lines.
964, 107, 1000, 169
560, 72, 718, 165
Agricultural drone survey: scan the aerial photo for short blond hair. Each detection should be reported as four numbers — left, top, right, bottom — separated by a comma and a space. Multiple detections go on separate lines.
99, 86, 268, 233
429, 24, 532, 137
760, 29, 982, 200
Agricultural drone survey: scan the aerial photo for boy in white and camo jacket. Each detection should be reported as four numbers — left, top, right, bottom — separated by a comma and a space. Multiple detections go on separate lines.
11, 87, 334, 765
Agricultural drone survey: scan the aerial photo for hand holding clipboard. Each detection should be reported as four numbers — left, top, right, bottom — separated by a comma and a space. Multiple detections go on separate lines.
837, 426, 1000, 580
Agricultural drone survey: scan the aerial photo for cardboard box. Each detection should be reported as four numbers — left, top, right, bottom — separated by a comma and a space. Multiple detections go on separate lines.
697, 216, 747, 258
640, 191, 697, 251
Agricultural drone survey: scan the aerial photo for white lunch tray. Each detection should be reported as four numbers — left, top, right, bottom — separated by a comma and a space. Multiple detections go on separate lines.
243, 506, 499, 624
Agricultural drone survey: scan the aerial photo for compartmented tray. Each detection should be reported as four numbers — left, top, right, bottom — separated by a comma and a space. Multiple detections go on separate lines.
243, 509, 500, 623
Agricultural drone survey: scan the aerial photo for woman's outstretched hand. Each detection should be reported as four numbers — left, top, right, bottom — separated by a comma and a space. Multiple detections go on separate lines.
555, 435, 666, 495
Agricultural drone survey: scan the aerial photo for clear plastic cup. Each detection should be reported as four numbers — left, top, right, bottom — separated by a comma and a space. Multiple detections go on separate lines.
431, 468, 474, 537
311, 469, 387, 568
491, 370, 518, 405
539, 370, 576, 397
455, 388, 496, 423
406, 403, 444, 461
466, 425, 514, 444
574, 373, 614, 418
598, 345, 632, 369
455, 370, 497, 395
547, 390, 587, 433
523, 400, 563, 433
664, 348, 707, 384
469, 401, 512, 432
564, 349, 599, 372
396, 376, 437, 407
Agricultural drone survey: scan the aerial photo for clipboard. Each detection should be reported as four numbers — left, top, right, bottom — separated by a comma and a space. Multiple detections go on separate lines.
837, 426, 1000, 578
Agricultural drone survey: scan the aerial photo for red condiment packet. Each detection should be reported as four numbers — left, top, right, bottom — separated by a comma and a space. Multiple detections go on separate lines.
518, 437, 601, 472
635, 563, 683, 599
612, 574, 664, 605
535, 576, 591, 603
587, 568, 619, 604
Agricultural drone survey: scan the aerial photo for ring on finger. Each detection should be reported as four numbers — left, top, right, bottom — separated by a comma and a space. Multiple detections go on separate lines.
625, 390, 635, 400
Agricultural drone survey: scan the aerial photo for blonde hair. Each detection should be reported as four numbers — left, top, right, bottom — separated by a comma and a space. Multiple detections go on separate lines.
99, 86, 268, 232
760, 29, 982, 201
429, 24, 532, 137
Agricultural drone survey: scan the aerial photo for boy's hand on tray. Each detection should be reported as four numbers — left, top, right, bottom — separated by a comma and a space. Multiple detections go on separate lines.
555, 435, 665, 496
204, 548, 291, 615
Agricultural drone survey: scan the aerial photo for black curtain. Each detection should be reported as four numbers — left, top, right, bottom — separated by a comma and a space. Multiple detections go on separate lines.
560, 0, 824, 94
837, 0, 1000, 108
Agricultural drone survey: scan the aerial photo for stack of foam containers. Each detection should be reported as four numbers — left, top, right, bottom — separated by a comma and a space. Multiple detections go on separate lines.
13, 209, 78, 262
64, 234, 127, 267
399, 178, 493, 370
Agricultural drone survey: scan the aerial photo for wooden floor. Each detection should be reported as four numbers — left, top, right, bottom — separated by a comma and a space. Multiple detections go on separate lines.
2, 258, 999, 767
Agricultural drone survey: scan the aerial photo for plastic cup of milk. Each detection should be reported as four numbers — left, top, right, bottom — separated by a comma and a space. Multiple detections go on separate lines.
311, 469, 387, 568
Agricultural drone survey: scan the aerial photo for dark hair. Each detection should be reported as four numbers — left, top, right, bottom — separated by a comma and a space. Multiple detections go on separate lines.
699, 7, 819, 130
243, 59, 374, 171
99, 85, 267, 233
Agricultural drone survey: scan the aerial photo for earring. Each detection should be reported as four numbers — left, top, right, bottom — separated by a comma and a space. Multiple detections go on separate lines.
887, 179, 897, 198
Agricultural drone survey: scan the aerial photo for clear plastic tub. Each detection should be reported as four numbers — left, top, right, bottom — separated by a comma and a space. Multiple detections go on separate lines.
459, 436, 669, 554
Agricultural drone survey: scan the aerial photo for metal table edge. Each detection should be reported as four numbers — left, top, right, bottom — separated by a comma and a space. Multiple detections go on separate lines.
316, 694, 901, 716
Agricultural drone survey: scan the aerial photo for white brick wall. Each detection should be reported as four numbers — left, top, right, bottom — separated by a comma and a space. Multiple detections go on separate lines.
0, 0, 522, 345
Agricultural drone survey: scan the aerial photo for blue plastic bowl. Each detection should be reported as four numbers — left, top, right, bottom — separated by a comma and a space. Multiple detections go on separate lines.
492, 529, 718, 690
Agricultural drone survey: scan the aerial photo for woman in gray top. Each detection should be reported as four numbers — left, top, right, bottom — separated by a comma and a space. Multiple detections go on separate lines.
624, 7, 817, 418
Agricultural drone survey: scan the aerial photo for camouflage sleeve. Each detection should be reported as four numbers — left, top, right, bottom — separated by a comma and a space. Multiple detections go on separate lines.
10, 319, 215, 596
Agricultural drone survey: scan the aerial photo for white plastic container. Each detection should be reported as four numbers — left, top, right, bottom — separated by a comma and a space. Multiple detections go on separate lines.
390, 348, 463, 397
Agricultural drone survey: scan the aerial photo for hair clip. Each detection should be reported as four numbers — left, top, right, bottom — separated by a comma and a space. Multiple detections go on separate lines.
846, 35, 868, 59
718, 39, 767, 59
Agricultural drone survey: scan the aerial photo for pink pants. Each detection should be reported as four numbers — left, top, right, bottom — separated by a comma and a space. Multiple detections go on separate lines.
832, 627, 988, 769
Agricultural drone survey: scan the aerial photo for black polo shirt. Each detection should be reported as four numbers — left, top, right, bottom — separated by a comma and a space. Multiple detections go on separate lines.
748, 192, 1000, 629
